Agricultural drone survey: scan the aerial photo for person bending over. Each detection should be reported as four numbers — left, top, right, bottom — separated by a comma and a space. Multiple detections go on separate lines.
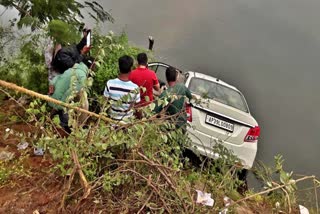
51, 29, 91, 75
49, 56, 94, 133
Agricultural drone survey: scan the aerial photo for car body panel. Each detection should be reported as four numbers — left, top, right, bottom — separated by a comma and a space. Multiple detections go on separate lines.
188, 127, 257, 168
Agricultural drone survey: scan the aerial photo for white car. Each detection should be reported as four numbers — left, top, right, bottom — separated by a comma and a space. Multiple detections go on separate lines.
148, 62, 260, 169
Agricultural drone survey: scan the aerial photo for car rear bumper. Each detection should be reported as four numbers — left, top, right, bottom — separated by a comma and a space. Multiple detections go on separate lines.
187, 128, 257, 169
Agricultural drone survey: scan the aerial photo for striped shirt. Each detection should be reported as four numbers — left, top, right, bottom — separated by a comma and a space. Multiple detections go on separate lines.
104, 78, 140, 121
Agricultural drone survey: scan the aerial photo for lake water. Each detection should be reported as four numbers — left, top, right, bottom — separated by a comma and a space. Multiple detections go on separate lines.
1, 1, 319, 178
98, 0, 320, 179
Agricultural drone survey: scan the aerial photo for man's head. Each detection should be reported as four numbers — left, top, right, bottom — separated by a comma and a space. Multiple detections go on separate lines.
137, 53, 148, 66
166, 66, 178, 83
119, 55, 134, 74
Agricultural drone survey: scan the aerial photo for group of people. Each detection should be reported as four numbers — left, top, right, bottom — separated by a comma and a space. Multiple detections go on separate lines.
104, 53, 192, 130
46, 30, 192, 133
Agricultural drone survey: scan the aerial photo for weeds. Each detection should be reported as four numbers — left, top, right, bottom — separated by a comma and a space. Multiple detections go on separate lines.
0, 149, 29, 185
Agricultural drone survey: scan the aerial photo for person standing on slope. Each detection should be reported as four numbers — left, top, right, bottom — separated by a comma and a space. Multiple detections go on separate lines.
129, 53, 160, 106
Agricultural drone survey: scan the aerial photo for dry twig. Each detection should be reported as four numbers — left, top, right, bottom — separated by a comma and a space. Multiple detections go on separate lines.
230, 175, 316, 208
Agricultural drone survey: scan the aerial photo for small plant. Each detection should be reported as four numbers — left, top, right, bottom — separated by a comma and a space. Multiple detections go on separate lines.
254, 155, 299, 212
0, 153, 28, 185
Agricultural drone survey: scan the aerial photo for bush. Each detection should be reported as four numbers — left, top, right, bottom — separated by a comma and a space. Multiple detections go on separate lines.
91, 32, 151, 95
26, 96, 245, 213
0, 30, 151, 96
0, 38, 48, 94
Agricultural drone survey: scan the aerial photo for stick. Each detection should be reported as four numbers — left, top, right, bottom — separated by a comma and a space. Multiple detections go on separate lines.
229, 175, 316, 208
119, 169, 172, 213
0, 80, 113, 123
71, 150, 91, 198
0, 80, 175, 128
137, 191, 154, 214
314, 178, 319, 214
59, 166, 77, 212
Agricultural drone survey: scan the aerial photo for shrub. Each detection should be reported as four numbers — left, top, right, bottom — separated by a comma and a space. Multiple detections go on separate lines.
91, 32, 151, 95
0, 37, 48, 94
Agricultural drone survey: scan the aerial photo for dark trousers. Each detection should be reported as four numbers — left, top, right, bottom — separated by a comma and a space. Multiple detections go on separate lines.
58, 110, 71, 133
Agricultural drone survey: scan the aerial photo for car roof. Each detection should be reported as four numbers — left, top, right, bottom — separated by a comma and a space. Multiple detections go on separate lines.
186, 71, 240, 92
148, 62, 183, 74
148, 62, 240, 92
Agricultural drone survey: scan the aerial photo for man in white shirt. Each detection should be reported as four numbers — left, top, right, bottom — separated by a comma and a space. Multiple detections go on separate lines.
103, 55, 140, 121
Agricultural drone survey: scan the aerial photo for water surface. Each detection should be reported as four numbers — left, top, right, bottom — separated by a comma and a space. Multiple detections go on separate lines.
99, 0, 320, 177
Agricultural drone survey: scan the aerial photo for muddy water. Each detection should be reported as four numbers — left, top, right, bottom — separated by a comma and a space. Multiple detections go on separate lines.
97, 0, 320, 178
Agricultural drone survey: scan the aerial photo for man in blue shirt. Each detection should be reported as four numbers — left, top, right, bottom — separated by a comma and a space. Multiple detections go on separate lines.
104, 55, 140, 121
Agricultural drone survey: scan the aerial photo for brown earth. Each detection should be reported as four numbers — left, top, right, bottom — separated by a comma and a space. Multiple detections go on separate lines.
0, 99, 63, 213
0, 98, 118, 213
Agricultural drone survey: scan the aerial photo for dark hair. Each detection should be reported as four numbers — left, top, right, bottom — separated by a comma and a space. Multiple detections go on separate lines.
166, 66, 178, 82
137, 53, 148, 65
82, 56, 95, 69
119, 55, 134, 73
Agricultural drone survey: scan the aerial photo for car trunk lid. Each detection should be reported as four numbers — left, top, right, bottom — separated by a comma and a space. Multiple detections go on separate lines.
191, 97, 257, 145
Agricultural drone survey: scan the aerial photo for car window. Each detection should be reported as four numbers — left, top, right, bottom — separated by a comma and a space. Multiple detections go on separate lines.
148, 65, 157, 72
188, 77, 249, 113
148, 63, 185, 85
155, 65, 168, 83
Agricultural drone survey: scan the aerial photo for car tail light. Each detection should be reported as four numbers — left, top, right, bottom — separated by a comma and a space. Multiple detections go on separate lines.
186, 103, 192, 122
244, 126, 260, 142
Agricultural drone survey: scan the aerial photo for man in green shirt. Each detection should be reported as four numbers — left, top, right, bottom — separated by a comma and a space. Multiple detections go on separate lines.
155, 66, 192, 129
49, 57, 94, 132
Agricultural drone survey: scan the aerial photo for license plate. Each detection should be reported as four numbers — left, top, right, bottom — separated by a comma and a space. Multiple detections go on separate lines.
205, 115, 234, 132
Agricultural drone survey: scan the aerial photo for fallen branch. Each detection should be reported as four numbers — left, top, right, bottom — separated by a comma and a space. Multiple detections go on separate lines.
230, 175, 316, 208
59, 166, 77, 212
0, 80, 113, 123
314, 178, 319, 214
71, 150, 91, 199
137, 191, 154, 214
119, 169, 172, 213
136, 151, 189, 213
0, 80, 176, 129
116, 159, 176, 172
272, 181, 291, 213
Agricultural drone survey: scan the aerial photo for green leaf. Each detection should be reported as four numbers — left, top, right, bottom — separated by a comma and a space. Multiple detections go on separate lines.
145, 96, 150, 102
100, 49, 105, 57
149, 103, 156, 111
95, 61, 101, 68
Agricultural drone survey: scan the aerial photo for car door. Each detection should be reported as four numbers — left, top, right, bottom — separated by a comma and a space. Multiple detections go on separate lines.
148, 62, 185, 85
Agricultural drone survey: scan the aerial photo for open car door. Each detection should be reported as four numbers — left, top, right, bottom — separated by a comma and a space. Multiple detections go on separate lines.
148, 62, 185, 86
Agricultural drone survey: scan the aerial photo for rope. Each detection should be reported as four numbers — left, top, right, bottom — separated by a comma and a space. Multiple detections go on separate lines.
0, 80, 115, 123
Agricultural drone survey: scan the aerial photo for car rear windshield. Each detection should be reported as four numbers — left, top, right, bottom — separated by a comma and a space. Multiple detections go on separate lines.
188, 77, 249, 113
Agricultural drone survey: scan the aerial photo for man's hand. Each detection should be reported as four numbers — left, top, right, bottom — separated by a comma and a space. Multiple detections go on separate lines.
82, 28, 90, 37
160, 84, 167, 92
153, 83, 160, 92
81, 46, 91, 55
48, 85, 55, 95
